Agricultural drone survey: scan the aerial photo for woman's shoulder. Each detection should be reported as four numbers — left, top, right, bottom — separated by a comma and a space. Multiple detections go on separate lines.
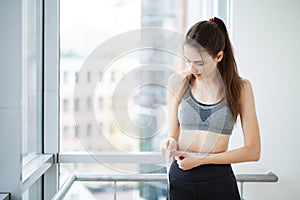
239, 76, 255, 102
167, 71, 191, 100
240, 77, 253, 92
168, 71, 191, 86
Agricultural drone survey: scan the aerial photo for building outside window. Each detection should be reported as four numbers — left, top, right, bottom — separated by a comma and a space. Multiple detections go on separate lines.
63, 99, 69, 112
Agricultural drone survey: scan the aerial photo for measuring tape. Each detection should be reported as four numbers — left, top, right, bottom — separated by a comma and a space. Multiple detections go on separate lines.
165, 148, 171, 200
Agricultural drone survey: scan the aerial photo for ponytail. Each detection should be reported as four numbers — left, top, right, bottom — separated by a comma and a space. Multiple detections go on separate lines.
212, 17, 243, 123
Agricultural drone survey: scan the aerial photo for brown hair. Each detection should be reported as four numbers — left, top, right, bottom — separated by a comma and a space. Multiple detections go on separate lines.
184, 17, 243, 122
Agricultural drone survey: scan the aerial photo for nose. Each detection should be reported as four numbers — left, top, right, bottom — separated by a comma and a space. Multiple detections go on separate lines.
188, 63, 198, 73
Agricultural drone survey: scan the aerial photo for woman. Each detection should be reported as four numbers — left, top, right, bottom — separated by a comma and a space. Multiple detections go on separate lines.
161, 17, 261, 200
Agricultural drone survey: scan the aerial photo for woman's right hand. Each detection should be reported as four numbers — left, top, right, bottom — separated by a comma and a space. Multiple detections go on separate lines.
161, 137, 178, 157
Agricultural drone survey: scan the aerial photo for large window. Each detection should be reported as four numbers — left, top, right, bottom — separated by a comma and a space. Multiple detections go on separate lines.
60, 0, 230, 199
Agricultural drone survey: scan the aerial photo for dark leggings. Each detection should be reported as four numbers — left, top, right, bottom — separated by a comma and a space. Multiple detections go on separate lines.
168, 160, 241, 200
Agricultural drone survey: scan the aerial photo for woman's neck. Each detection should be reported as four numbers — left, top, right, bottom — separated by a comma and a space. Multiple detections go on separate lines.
191, 75, 224, 102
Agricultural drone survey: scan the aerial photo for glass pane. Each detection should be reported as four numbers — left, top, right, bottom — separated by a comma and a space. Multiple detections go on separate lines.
60, 0, 187, 153
22, 0, 43, 163
59, 0, 230, 153
64, 181, 167, 200
60, 163, 167, 200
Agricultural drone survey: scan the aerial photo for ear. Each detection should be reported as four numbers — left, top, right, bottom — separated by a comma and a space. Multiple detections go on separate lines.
215, 51, 224, 62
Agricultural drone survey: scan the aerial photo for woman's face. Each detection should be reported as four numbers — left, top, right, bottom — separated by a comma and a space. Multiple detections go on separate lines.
183, 45, 220, 80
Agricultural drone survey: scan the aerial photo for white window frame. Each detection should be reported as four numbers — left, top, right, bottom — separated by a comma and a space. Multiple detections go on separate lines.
0, 0, 59, 199
43, 0, 60, 199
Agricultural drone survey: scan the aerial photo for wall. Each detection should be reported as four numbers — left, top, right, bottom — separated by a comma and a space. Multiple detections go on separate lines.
231, 0, 300, 199
0, 0, 23, 199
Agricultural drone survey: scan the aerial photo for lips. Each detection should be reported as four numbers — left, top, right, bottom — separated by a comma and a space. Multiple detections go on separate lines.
193, 73, 202, 78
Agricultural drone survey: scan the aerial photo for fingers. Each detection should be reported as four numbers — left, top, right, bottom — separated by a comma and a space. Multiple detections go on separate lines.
173, 151, 186, 159
160, 140, 170, 155
161, 138, 178, 155
176, 159, 189, 170
161, 143, 167, 152
169, 149, 177, 156
162, 148, 179, 158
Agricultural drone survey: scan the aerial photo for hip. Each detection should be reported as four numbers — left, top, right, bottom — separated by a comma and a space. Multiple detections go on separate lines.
169, 159, 235, 182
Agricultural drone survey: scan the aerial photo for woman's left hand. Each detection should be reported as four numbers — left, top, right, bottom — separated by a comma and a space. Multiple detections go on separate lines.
174, 151, 208, 170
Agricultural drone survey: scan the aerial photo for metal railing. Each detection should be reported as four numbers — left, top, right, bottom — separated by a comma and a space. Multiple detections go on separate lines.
52, 172, 278, 200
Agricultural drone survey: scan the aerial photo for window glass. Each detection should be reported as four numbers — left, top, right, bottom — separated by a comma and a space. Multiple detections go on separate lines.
60, 0, 190, 153
60, 0, 230, 152
60, 0, 230, 198
22, 0, 42, 162
60, 163, 167, 200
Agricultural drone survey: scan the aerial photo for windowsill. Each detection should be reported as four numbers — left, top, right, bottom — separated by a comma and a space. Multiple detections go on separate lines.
22, 153, 40, 167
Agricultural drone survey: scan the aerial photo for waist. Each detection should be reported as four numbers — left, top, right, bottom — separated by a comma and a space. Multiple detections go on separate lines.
178, 129, 230, 153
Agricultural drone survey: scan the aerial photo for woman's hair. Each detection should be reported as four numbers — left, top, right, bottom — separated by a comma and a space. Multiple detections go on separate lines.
184, 17, 243, 122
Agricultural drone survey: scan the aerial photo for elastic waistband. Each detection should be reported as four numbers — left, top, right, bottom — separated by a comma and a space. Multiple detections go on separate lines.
170, 160, 233, 182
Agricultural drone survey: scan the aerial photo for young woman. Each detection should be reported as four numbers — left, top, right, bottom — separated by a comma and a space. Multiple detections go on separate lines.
161, 17, 261, 200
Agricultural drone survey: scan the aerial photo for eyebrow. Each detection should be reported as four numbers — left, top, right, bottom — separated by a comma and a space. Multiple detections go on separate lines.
184, 56, 204, 63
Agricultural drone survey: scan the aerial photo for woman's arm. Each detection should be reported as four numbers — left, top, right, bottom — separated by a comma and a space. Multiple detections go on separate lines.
161, 72, 190, 155
167, 75, 180, 140
176, 79, 261, 170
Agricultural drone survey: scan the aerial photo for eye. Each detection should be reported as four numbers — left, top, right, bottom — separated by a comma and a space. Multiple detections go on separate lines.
194, 62, 204, 67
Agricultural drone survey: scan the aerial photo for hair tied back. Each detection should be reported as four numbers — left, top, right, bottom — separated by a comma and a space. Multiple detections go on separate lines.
209, 17, 215, 23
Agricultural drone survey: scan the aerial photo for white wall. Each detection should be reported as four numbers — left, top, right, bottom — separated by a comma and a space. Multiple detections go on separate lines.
0, 0, 23, 199
231, 0, 300, 199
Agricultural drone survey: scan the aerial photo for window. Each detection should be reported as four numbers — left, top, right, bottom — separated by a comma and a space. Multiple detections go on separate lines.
63, 71, 69, 84
98, 122, 103, 132
74, 125, 80, 138
98, 97, 103, 110
110, 71, 115, 82
63, 99, 69, 112
60, 0, 230, 199
87, 124, 92, 137
75, 71, 79, 83
98, 70, 103, 78
86, 97, 91, 111
63, 126, 69, 139
87, 71, 91, 83
74, 98, 80, 111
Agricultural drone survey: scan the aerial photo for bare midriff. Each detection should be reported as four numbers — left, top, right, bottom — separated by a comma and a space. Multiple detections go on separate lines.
177, 129, 230, 153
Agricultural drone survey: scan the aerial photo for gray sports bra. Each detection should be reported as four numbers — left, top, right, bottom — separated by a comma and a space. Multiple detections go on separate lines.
178, 86, 234, 135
